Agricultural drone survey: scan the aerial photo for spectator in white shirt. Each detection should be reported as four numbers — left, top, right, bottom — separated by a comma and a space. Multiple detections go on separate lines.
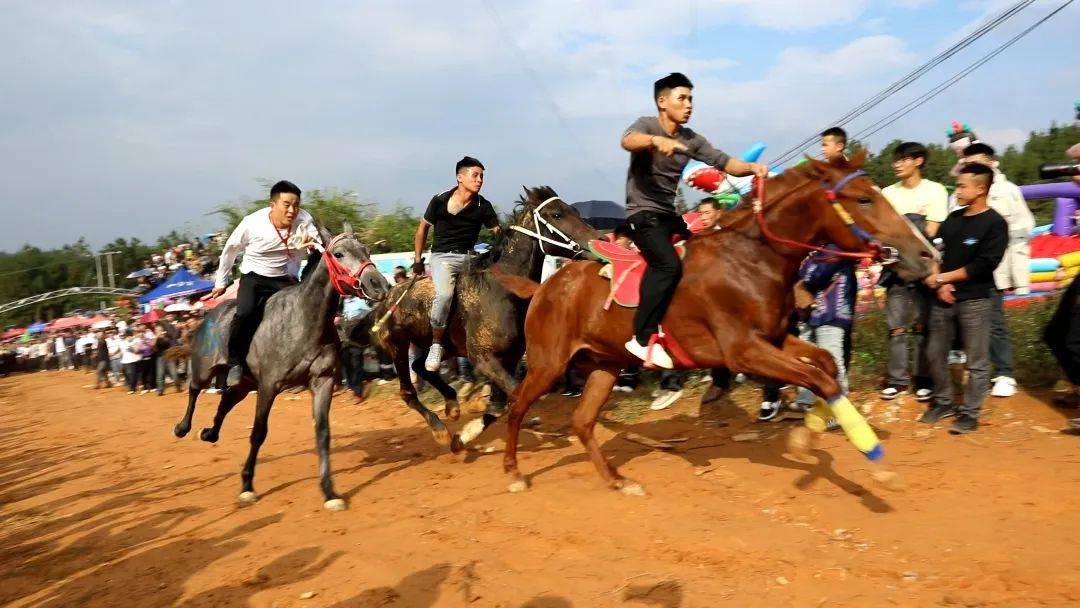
119, 332, 143, 394
208, 180, 321, 387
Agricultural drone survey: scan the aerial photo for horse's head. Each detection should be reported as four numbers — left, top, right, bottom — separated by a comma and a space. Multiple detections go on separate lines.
797, 149, 937, 282
317, 223, 392, 302
514, 186, 602, 259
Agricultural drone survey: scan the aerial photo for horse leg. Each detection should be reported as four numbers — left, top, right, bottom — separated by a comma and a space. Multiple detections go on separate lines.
310, 375, 345, 511
454, 350, 519, 448
238, 387, 277, 504
571, 367, 642, 495
412, 347, 460, 422
504, 363, 564, 493
174, 387, 201, 438
779, 333, 839, 379
200, 384, 251, 443
397, 349, 454, 449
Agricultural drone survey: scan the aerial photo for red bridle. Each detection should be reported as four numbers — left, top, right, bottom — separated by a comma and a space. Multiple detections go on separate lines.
322, 235, 377, 297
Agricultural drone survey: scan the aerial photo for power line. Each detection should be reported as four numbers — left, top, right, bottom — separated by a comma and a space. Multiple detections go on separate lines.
851, 0, 1076, 141
769, 0, 1036, 167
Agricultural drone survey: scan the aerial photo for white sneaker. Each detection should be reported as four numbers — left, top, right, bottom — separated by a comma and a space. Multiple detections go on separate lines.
757, 400, 782, 421
612, 385, 634, 393
991, 376, 1017, 398
947, 350, 967, 365
425, 343, 444, 372
914, 388, 933, 402
650, 389, 683, 411
625, 339, 673, 369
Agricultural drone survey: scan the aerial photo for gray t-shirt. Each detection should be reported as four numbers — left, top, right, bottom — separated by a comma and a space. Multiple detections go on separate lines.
624, 116, 731, 216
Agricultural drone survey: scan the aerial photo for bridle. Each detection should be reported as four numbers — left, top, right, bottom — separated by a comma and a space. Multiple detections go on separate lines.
752, 170, 899, 264
508, 196, 586, 258
289, 231, 378, 297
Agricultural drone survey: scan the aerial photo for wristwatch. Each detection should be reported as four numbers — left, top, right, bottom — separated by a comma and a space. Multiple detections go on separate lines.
933, 275, 944, 286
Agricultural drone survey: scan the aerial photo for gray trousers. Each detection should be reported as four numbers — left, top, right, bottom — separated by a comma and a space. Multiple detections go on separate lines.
429, 252, 471, 329
885, 283, 930, 387
988, 289, 1014, 378
926, 298, 992, 418
156, 356, 179, 394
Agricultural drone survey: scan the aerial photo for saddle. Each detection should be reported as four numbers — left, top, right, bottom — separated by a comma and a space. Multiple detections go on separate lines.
589, 212, 703, 309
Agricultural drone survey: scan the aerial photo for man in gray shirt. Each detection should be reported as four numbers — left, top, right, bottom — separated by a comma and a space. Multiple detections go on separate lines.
621, 72, 767, 368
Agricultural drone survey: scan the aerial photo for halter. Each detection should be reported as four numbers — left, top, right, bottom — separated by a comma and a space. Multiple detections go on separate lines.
752, 170, 899, 264
290, 231, 377, 297
508, 197, 585, 257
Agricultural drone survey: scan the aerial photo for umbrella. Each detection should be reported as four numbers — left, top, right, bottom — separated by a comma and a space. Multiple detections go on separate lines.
1, 327, 25, 340
91, 318, 114, 329
127, 268, 155, 279
164, 302, 194, 313
139, 309, 167, 324
49, 316, 94, 330
571, 200, 626, 230
26, 322, 48, 334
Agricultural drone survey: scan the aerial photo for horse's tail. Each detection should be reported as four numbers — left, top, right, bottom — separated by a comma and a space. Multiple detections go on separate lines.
490, 267, 541, 300
163, 331, 195, 361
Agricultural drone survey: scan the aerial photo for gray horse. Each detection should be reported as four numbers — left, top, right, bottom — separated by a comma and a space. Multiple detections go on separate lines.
173, 224, 390, 511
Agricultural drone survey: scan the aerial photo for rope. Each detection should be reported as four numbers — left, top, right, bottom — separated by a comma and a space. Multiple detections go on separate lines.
751, 178, 876, 260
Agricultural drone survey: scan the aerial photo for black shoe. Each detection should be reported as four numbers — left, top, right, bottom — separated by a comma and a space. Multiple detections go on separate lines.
949, 414, 978, 434
226, 364, 243, 387
919, 404, 956, 424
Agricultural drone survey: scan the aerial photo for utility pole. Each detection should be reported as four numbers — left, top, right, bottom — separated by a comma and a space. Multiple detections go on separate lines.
102, 251, 120, 288
94, 253, 105, 310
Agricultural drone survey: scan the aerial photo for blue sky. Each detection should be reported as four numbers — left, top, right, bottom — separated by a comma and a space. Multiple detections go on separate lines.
3, 0, 1078, 251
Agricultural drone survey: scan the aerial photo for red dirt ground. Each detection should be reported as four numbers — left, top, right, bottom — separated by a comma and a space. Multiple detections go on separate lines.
2, 370, 1079, 607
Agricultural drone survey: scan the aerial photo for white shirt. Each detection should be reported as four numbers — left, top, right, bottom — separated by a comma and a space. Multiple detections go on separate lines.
214, 208, 321, 288
120, 338, 142, 364
54, 337, 67, 352
987, 172, 1034, 241
107, 337, 122, 358
882, 179, 949, 224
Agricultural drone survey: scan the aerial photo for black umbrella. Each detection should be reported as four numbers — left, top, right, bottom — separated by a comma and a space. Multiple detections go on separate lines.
571, 200, 626, 230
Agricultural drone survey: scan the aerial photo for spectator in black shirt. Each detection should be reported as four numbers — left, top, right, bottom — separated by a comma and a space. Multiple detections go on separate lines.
920, 163, 1007, 434
412, 156, 501, 372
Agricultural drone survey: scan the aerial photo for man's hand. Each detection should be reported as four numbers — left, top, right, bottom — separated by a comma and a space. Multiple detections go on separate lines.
923, 273, 939, 289
651, 136, 688, 157
411, 260, 425, 276
748, 162, 769, 179
937, 284, 956, 305
205, 287, 225, 300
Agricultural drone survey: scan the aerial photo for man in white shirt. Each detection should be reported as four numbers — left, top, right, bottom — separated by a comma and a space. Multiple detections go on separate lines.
208, 180, 321, 386
962, 142, 1034, 398
54, 332, 72, 370
880, 142, 949, 402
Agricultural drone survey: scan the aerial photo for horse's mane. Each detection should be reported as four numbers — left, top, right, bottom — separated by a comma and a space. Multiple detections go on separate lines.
473, 186, 558, 271
299, 248, 323, 282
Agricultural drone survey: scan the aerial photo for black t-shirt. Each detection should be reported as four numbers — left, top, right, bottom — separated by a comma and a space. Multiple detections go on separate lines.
938, 207, 1007, 302
423, 189, 499, 254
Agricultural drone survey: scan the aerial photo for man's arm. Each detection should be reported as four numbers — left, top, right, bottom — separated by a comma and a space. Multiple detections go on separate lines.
621, 131, 686, 157
413, 221, 430, 265
723, 157, 770, 179
210, 218, 249, 295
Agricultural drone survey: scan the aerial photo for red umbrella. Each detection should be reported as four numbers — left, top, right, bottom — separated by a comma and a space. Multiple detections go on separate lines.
139, 309, 167, 324
49, 316, 93, 330
1, 327, 25, 340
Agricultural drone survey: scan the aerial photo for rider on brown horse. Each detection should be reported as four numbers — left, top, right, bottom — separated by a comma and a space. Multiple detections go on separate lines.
622, 72, 769, 368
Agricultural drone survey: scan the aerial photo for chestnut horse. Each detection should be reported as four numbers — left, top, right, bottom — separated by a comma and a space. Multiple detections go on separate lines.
496, 151, 936, 495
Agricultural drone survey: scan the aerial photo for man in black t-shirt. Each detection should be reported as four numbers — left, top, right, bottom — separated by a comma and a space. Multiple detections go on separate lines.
920, 163, 1007, 434
621, 73, 767, 368
413, 156, 501, 372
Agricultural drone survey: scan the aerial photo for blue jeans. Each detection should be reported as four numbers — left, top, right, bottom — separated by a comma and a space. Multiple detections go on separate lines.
429, 252, 471, 329
796, 323, 849, 406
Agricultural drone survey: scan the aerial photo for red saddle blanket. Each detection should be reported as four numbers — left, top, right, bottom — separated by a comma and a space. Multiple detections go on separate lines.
590, 212, 701, 308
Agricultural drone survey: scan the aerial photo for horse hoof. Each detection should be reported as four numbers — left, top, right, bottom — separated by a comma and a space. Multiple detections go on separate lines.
871, 469, 904, 492
450, 435, 466, 454
324, 498, 347, 511
615, 480, 647, 496
431, 428, 452, 447
787, 427, 812, 456
445, 400, 461, 421
508, 478, 528, 493
174, 423, 190, 438
238, 491, 259, 505
464, 397, 487, 414
199, 428, 219, 443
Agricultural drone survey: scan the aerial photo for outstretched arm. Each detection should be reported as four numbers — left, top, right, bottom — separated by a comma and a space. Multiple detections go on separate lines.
210, 218, 249, 296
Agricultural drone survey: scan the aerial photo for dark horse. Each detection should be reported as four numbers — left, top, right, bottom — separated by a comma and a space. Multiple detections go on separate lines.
172, 224, 390, 510
354, 186, 600, 450
496, 152, 937, 495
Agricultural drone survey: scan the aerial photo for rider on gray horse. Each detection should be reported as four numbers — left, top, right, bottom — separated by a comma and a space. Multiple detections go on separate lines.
412, 156, 502, 373
209, 180, 322, 386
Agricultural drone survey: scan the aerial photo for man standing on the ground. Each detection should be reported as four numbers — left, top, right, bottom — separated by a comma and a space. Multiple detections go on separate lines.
962, 142, 1034, 398
921, 163, 1007, 434
621, 72, 767, 368
413, 156, 501, 372
208, 180, 321, 386
880, 142, 949, 402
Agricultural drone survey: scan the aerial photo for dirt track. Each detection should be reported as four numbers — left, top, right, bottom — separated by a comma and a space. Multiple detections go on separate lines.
2, 370, 1080, 607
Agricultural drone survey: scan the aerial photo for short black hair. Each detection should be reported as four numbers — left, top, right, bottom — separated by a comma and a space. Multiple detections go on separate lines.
654, 72, 693, 103
963, 142, 996, 158
697, 198, 721, 210
892, 141, 929, 163
821, 127, 847, 145
270, 180, 301, 199
958, 162, 994, 187
456, 156, 485, 174
613, 224, 633, 239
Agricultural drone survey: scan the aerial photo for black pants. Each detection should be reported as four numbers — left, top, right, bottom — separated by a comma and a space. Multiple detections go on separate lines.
340, 345, 366, 395
228, 272, 294, 367
628, 211, 691, 345
1044, 278, 1080, 385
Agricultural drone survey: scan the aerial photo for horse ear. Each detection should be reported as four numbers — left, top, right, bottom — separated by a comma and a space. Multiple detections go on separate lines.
802, 155, 828, 177
316, 223, 333, 244
342, 221, 353, 235
848, 146, 868, 168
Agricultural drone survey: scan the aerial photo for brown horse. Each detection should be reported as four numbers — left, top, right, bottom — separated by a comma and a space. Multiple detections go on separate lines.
495, 150, 936, 495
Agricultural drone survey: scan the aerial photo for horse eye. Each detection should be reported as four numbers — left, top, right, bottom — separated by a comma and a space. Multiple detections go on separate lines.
857, 196, 872, 205
333, 252, 344, 259
552, 212, 562, 219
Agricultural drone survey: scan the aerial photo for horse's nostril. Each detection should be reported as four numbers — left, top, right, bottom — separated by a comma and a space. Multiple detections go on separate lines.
919, 251, 933, 259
